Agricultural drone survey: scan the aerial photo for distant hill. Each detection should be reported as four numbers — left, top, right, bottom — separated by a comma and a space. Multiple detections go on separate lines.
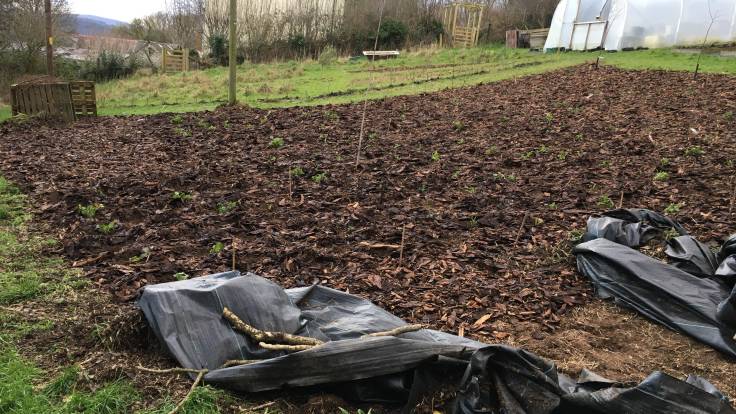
74, 14, 128, 36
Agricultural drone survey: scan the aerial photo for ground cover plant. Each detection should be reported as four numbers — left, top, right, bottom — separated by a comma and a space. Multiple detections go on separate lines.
1, 65, 736, 411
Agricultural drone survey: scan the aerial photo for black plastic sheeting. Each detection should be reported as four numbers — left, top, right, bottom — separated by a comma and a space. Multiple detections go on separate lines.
574, 208, 736, 358
138, 271, 735, 413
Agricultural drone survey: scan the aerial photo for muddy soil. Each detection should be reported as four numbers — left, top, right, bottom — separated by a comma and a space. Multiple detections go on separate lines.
1, 65, 735, 406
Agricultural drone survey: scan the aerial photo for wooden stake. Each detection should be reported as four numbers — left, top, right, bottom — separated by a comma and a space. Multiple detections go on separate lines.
45, 0, 53, 76
231, 239, 237, 271
228, 0, 237, 105
514, 212, 528, 245
398, 224, 407, 267
618, 191, 624, 209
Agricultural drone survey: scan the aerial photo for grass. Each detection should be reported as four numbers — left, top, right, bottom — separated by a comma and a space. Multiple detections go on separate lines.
1, 46, 735, 121
0, 176, 236, 413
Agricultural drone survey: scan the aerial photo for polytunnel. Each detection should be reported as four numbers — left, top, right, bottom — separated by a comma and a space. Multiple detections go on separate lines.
544, 0, 736, 51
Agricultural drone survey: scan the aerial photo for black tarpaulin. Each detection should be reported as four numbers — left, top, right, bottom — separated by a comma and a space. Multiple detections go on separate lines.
138, 270, 735, 413
574, 208, 736, 358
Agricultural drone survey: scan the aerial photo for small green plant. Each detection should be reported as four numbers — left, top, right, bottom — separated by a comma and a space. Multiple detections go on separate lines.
533, 217, 544, 226
174, 127, 191, 137
174, 272, 189, 281
217, 201, 237, 214
685, 145, 704, 157
452, 120, 465, 131
664, 203, 681, 215
290, 167, 305, 177
269, 137, 285, 148
485, 146, 498, 156
465, 186, 476, 194
129, 247, 152, 263
547, 202, 558, 209
725, 111, 734, 121
599, 160, 611, 168
660, 158, 670, 167
451, 170, 460, 180
77, 203, 103, 218
557, 151, 568, 161
197, 120, 215, 130
97, 221, 117, 234
210, 242, 225, 254
172, 191, 192, 202
569, 229, 584, 243
521, 150, 535, 160
171, 114, 183, 125
544, 112, 554, 123
653, 171, 670, 181
597, 195, 615, 209
663, 227, 680, 241
324, 110, 338, 121
431, 150, 441, 162
537, 145, 549, 154
368, 132, 378, 140
223, 120, 230, 128
468, 215, 478, 227
574, 133, 584, 141
311, 172, 327, 183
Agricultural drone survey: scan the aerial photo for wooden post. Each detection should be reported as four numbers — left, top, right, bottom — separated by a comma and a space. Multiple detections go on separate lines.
45, 0, 54, 76
228, 0, 237, 105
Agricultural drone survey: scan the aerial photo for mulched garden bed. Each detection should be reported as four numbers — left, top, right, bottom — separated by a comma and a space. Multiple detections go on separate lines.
1, 65, 735, 344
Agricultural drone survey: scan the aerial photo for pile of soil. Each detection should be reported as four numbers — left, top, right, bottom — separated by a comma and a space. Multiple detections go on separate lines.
1, 67, 735, 396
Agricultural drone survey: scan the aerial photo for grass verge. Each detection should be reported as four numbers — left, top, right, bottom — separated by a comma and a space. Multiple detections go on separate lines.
0, 176, 234, 413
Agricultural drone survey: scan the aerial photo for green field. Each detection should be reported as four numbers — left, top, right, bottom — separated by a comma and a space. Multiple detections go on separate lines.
1, 47, 735, 121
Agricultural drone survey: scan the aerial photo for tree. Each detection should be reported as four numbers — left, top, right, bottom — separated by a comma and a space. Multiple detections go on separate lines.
1, 0, 73, 72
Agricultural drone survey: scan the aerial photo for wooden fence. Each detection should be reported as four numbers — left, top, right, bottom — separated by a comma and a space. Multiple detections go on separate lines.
10, 81, 98, 121
10, 82, 76, 122
162, 48, 199, 73
70, 81, 97, 117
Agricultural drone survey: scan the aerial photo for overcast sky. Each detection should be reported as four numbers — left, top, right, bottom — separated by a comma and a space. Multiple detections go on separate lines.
70, 0, 168, 23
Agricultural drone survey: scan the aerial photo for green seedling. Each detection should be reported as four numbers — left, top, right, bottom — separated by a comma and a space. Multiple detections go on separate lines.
269, 137, 284, 148
289, 167, 305, 177
174, 127, 190, 137
311, 172, 327, 183
77, 203, 103, 218
685, 145, 704, 157
217, 201, 238, 214
452, 120, 465, 131
174, 272, 189, 281
431, 151, 441, 162
660, 158, 670, 167
664, 203, 681, 214
653, 171, 670, 181
557, 151, 568, 161
597, 195, 615, 209
547, 202, 558, 209
172, 191, 192, 202
170, 114, 183, 125
485, 146, 498, 156
210, 242, 225, 254
97, 221, 117, 234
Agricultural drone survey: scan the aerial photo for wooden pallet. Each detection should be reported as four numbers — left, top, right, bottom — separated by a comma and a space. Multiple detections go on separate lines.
70, 81, 97, 117
10, 82, 76, 122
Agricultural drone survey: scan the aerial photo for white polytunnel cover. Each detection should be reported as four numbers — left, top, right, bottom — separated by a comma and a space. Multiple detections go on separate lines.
544, 0, 736, 51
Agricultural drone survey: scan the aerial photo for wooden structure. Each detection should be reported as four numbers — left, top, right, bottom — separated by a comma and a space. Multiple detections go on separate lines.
10, 80, 97, 122
440, 2, 484, 48
506, 28, 550, 50
162, 48, 199, 73
10, 82, 76, 122
69, 81, 97, 117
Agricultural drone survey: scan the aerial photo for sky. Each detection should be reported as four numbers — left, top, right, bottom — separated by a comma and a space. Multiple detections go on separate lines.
70, 0, 168, 23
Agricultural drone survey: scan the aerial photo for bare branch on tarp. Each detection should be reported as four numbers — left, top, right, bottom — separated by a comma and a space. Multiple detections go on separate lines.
364, 324, 424, 337
258, 342, 315, 352
222, 307, 323, 346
